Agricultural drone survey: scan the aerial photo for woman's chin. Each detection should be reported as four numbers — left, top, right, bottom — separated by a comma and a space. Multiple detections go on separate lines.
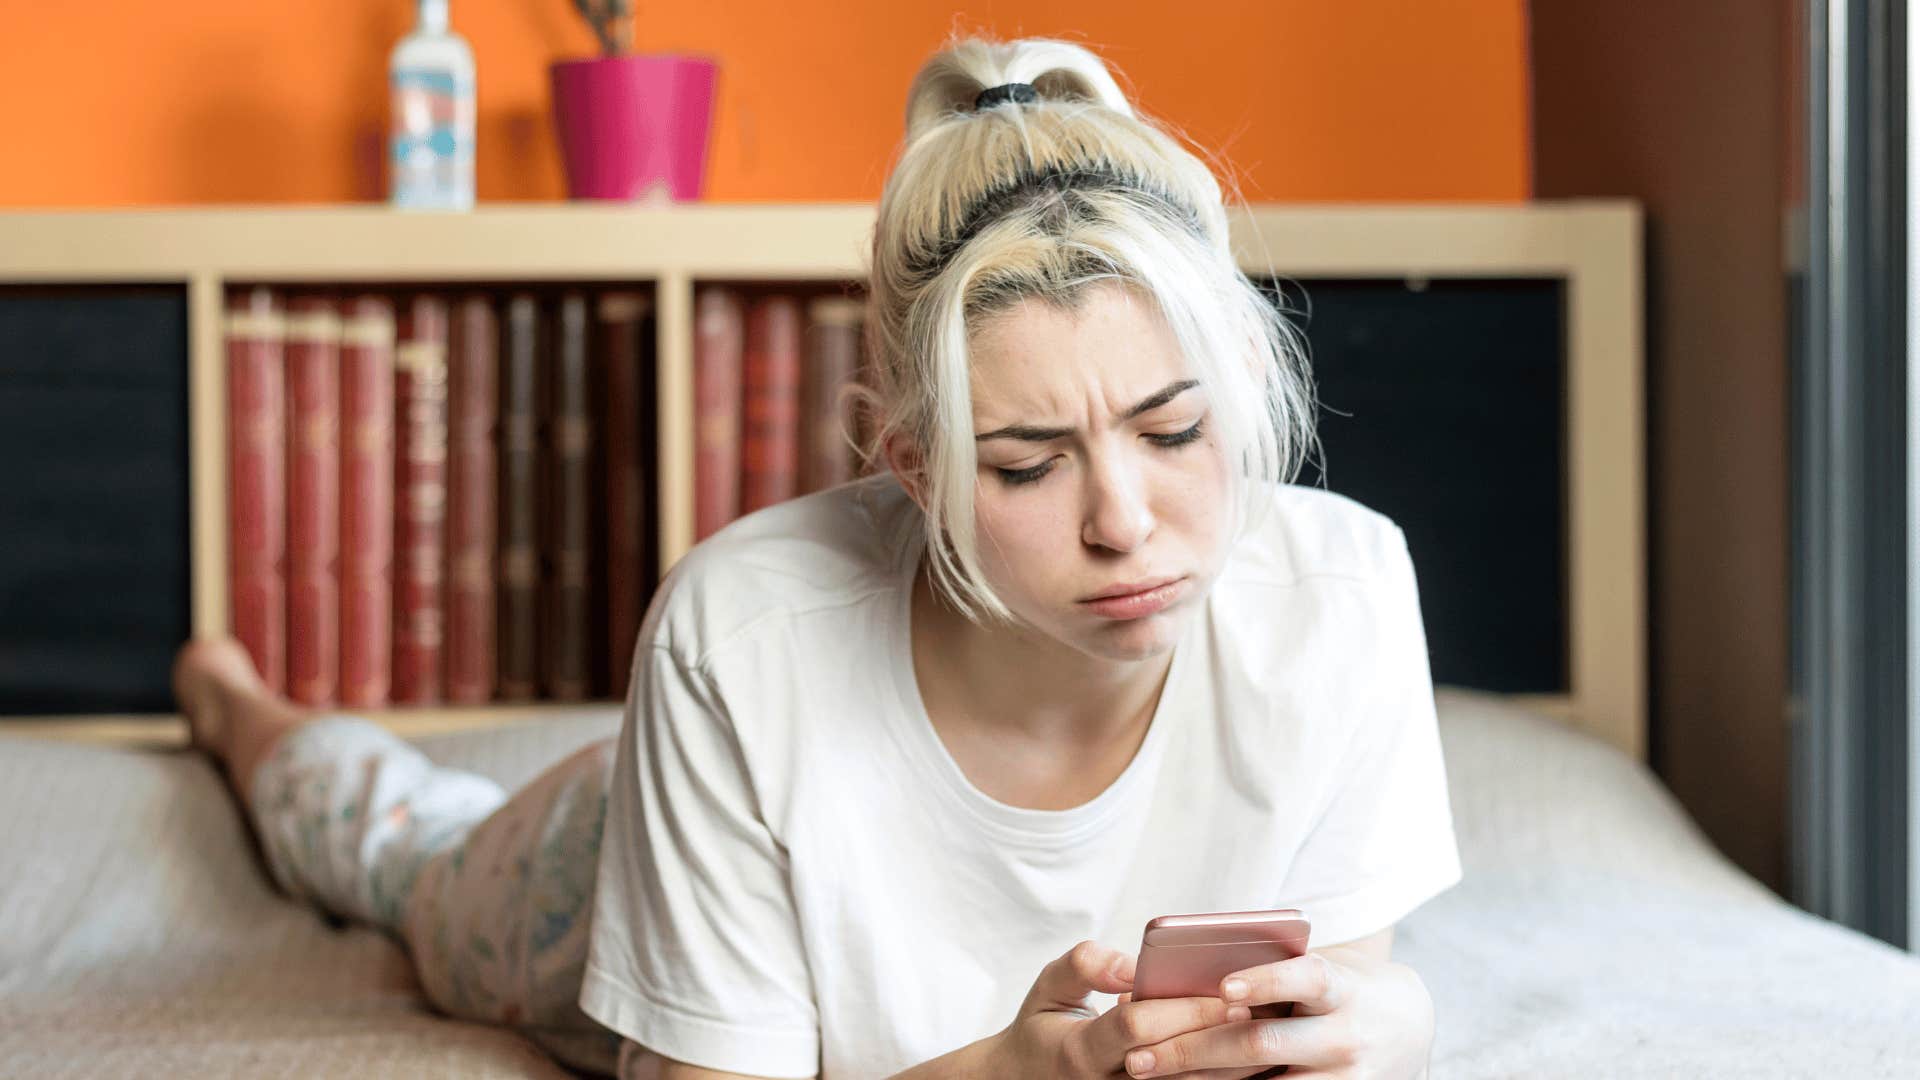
1075, 607, 1189, 663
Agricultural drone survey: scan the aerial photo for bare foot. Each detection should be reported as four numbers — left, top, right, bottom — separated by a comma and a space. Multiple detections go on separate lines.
171, 637, 264, 761
172, 637, 312, 806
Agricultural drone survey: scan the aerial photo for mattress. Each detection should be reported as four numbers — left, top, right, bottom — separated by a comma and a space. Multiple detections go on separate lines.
0, 691, 1915, 1077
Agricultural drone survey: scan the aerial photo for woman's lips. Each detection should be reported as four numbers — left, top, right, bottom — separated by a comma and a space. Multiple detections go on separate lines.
1078, 576, 1187, 620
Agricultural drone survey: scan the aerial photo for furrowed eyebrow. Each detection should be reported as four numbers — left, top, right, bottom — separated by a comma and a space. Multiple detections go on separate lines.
974, 379, 1201, 442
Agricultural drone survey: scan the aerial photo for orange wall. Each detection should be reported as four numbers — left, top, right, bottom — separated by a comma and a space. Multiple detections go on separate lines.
1, 1, 1530, 206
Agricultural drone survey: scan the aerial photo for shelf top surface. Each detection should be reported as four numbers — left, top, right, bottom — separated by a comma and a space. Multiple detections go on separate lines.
0, 200, 1639, 281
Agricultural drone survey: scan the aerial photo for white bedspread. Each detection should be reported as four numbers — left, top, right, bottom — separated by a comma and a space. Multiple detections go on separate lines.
1409, 688, 1920, 1077
0, 690, 1915, 1077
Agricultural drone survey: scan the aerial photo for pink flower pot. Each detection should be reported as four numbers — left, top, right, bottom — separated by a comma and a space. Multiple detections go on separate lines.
549, 53, 718, 202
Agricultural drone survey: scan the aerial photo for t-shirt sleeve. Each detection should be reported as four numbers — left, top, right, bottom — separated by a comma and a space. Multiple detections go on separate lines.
580, 643, 820, 1078
1278, 525, 1465, 949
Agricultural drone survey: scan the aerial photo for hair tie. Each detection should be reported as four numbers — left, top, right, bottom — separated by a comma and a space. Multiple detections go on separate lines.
974, 82, 1039, 111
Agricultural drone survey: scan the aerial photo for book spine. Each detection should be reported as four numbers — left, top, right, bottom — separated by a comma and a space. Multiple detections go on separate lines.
635, 297, 660, 691
283, 294, 341, 705
393, 295, 450, 705
693, 286, 744, 540
851, 316, 878, 476
338, 297, 396, 708
225, 286, 287, 693
802, 295, 864, 493
445, 293, 498, 704
497, 293, 541, 701
544, 291, 593, 701
637, 297, 660, 584
599, 291, 650, 698
741, 295, 803, 514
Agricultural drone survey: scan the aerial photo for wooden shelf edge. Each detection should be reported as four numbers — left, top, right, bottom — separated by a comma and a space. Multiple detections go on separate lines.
0, 702, 625, 750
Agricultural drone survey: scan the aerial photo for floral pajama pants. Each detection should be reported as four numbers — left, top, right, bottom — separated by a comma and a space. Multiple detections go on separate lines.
248, 714, 627, 1076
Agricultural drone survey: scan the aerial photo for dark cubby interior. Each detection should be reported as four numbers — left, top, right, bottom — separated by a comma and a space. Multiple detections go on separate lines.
1272, 276, 1569, 695
0, 284, 192, 713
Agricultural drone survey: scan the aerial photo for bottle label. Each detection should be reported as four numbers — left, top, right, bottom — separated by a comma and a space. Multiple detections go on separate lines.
391, 68, 474, 208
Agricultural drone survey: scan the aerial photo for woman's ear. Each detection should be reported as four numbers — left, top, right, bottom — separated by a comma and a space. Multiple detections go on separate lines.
883, 432, 932, 514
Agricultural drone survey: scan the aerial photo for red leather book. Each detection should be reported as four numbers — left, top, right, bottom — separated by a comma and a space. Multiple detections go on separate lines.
599, 291, 653, 698
338, 296, 396, 708
543, 291, 593, 701
851, 316, 880, 476
497, 293, 541, 702
444, 293, 498, 705
225, 286, 286, 693
393, 295, 449, 705
801, 295, 864, 493
693, 286, 744, 540
283, 294, 341, 705
740, 294, 802, 514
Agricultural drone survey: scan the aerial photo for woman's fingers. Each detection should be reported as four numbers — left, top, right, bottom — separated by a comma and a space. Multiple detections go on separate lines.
1125, 1012, 1351, 1078
1024, 940, 1136, 1013
1082, 996, 1250, 1067
1154, 1068, 1267, 1080
1220, 952, 1349, 1015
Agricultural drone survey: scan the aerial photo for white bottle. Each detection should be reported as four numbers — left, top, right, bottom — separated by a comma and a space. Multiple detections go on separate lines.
388, 0, 475, 210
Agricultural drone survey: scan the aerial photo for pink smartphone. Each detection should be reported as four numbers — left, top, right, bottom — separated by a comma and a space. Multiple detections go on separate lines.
1131, 907, 1311, 1009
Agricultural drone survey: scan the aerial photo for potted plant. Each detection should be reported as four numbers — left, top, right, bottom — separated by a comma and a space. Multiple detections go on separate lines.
549, 1, 719, 202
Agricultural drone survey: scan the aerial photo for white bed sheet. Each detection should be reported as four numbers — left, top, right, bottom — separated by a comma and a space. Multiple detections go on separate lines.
0, 693, 1914, 1077
1409, 688, 1920, 1077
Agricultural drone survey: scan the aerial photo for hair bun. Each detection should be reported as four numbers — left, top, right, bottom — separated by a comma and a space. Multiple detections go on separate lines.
903, 36, 1136, 144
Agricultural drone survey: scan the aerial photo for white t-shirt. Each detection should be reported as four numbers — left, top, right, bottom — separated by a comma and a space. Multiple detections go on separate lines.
580, 472, 1463, 1079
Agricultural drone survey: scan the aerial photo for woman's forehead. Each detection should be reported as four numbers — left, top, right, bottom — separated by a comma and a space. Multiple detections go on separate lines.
968, 284, 1191, 419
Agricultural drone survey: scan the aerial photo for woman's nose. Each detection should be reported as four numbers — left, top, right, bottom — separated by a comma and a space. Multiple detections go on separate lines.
1081, 454, 1155, 552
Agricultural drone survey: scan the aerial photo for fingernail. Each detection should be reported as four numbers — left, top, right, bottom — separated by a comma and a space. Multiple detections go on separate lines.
1222, 977, 1248, 1002
1126, 1050, 1155, 1076
1227, 1004, 1252, 1022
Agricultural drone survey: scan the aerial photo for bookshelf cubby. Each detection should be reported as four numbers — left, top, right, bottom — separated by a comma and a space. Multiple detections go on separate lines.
0, 201, 1647, 761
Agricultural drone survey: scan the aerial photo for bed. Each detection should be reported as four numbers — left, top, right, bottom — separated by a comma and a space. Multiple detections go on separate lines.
2, 689, 1915, 1077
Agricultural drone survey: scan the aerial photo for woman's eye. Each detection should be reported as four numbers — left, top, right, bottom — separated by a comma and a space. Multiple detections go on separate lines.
994, 460, 1054, 486
1145, 416, 1207, 449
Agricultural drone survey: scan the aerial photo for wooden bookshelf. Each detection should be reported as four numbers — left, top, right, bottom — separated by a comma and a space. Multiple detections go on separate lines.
0, 201, 1647, 760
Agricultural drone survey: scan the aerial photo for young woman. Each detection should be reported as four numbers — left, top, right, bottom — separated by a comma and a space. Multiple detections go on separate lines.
174, 34, 1462, 1080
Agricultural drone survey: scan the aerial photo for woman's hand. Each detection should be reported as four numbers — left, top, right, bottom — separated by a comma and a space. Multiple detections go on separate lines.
985, 940, 1251, 1078
1117, 949, 1436, 1079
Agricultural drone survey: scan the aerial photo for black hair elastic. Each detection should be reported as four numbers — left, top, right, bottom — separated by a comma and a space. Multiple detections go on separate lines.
902, 162, 1208, 281
974, 82, 1039, 111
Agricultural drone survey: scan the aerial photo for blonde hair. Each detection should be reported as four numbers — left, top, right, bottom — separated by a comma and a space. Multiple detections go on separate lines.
855, 34, 1319, 622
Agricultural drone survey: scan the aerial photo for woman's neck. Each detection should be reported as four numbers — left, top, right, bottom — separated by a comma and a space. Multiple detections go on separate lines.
907, 560, 1175, 808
